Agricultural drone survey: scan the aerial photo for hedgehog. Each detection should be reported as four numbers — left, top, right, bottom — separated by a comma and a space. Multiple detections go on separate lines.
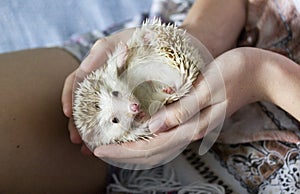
73, 19, 204, 150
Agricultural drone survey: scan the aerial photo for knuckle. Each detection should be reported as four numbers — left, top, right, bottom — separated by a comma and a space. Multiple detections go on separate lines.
93, 37, 109, 48
80, 37, 112, 72
88, 38, 110, 57
170, 106, 190, 126
202, 91, 211, 105
197, 84, 211, 107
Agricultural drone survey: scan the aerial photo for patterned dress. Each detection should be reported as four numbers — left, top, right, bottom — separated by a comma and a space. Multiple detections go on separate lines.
213, 0, 300, 193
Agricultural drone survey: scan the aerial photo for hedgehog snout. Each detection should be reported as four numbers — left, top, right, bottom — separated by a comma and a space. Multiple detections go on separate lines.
130, 103, 140, 113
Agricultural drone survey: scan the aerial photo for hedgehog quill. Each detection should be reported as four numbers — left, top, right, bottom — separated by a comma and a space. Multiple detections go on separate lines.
73, 19, 204, 150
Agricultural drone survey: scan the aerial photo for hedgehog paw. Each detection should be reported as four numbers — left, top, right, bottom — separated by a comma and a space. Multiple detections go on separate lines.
163, 86, 175, 94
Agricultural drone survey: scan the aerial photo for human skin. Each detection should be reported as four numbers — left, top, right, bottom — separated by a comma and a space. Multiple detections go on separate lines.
148, 47, 300, 134
62, 0, 300, 165
88, 47, 300, 166
0, 48, 108, 193
62, 0, 248, 155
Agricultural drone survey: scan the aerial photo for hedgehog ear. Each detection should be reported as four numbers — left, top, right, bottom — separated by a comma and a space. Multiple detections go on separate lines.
143, 30, 157, 44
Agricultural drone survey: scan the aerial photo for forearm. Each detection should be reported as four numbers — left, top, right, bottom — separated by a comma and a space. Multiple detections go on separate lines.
214, 47, 300, 121
182, 0, 247, 57
262, 51, 300, 120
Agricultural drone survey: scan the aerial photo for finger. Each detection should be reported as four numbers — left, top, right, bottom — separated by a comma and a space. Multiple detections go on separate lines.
79, 28, 134, 74
94, 102, 226, 165
148, 74, 210, 133
191, 102, 227, 156
94, 113, 200, 160
99, 144, 185, 168
81, 144, 93, 155
191, 101, 227, 141
61, 70, 76, 118
149, 59, 226, 133
68, 118, 82, 144
79, 38, 112, 73
94, 134, 178, 159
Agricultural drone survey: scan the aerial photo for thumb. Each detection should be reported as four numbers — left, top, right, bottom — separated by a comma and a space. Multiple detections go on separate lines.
148, 58, 228, 133
61, 71, 76, 118
79, 28, 135, 74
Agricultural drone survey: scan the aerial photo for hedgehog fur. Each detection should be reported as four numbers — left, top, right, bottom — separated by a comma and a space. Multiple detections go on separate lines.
73, 19, 203, 150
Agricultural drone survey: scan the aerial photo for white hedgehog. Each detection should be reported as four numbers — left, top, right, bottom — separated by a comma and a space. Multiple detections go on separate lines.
73, 19, 204, 150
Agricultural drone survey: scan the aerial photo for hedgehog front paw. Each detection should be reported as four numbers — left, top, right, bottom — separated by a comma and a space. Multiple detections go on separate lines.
163, 86, 175, 94
134, 110, 147, 121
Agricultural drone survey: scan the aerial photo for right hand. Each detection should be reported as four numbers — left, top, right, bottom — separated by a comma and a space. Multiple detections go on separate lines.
61, 29, 135, 154
92, 47, 269, 165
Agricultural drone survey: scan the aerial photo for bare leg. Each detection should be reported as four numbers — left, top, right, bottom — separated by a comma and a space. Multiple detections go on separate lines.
0, 48, 108, 193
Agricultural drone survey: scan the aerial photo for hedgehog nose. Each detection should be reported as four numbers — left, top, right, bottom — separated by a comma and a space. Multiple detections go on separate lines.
130, 103, 140, 113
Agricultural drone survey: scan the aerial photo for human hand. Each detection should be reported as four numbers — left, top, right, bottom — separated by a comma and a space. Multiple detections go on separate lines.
93, 47, 271, 167
61, 29, 135, 154
148, 46, 300, 137
63, 32, 283, 167
61, 23, 217, 165
148, 47, 268, 134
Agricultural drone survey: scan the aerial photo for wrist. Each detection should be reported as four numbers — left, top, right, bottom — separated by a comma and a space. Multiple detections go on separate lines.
215, 47, 266, 116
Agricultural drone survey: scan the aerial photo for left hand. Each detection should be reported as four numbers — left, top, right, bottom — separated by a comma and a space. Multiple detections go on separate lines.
61, 29, 135, 155
94, 111, 202, 167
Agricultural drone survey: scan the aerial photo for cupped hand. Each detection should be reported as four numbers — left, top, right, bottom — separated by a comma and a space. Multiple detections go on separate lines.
148, 47, 267, 134
62, 28, 268, 165
61, 29, 135, 154
93, 47, 267, 165
94, 113, 200, 168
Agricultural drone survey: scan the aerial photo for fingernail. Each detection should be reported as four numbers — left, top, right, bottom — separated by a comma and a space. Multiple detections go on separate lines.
63, 104, 72, 118
149, 118, 165, 133
94, 148, 105, 157
94, 152, 104, 158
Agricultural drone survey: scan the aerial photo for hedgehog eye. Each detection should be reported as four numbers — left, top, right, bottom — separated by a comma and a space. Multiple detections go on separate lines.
112, 91, 119, 97
111, 117, 119, 124
94, 103, 100, 110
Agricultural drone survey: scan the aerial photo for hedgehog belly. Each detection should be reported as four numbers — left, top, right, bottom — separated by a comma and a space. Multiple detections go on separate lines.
73, 19, 204, 149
